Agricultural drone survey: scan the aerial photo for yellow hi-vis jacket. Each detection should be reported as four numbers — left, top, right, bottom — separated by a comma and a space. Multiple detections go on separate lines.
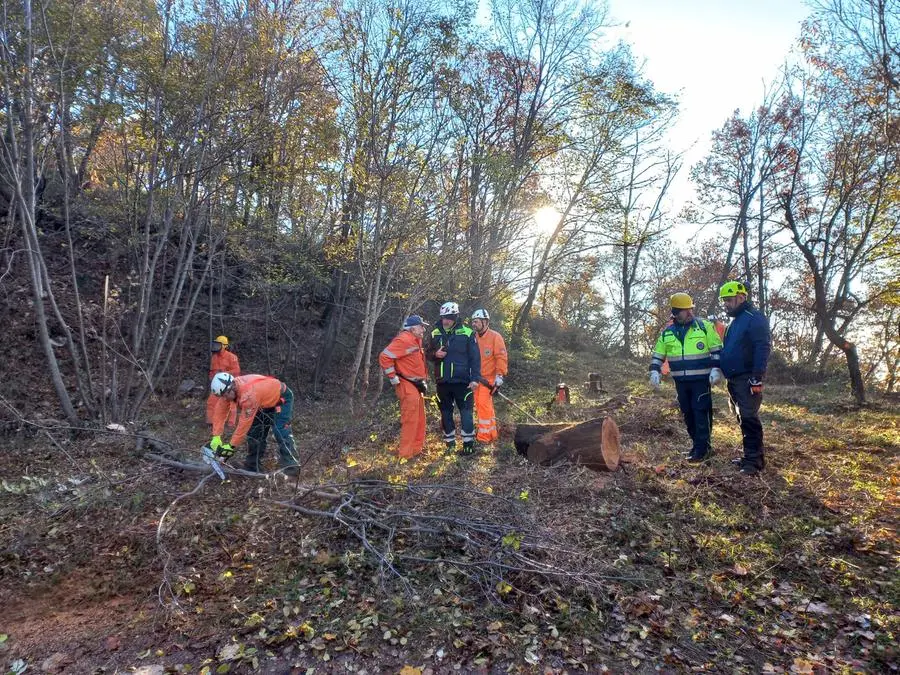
649, 318, 722, 381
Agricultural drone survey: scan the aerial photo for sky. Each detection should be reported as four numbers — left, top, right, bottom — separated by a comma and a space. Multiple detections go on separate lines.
603, 0, 812, 216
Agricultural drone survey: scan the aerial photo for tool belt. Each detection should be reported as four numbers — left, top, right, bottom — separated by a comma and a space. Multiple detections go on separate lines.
397, 373, 428, 394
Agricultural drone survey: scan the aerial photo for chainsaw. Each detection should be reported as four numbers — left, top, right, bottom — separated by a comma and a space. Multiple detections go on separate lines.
201, 445, 226, 480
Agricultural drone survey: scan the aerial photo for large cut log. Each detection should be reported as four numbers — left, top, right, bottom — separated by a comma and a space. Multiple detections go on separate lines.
514, 416, 620, 472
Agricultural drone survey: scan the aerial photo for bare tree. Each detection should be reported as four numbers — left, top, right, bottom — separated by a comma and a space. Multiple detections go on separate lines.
691, 82, 796, 311
777, 73, 897, 405
0, 0, 79, 423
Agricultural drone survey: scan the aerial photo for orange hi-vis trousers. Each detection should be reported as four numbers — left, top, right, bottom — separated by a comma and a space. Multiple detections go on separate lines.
474, 383, 498, 443
396, 380, 426, 458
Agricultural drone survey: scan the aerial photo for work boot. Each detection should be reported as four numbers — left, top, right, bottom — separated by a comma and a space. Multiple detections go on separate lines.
460, 441, 476, 455
282, 465, 299, 477
687, 450, 711, 464
445, 441, 457, 452
739, 462, 761, 476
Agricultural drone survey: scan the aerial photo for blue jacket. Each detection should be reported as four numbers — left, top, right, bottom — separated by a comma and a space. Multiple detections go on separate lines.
426, 321, 481, 385
720, 302, 771, 379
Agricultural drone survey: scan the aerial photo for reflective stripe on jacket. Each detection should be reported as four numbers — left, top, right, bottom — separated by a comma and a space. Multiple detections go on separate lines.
426, 322, 481, 385
379, 330, 427, 380
475, 328, 508, 384
212, 374, 286, 447
649, 318, 722, 381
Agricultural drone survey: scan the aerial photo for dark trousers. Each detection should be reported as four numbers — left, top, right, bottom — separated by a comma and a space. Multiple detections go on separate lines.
245, 387, 298, 471
727, 377, 764, 468
674, 378, 712, 458
436, 382, 475, 444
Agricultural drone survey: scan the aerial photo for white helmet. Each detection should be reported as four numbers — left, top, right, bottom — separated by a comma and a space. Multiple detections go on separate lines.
210, 372, 235, 396
439, 301, 459, 316
471, 309, 490, 320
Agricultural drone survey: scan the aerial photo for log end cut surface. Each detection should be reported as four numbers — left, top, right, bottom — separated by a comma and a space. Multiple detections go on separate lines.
517, 416, 621, 472
599, 416, 621, 471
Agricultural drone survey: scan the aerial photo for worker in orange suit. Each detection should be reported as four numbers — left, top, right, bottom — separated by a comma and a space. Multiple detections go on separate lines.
471, 309, 508, 444
206, 335, 240, 425
379, 315, 429, 459
208, 373, 299, 475
709, 315, 727, 341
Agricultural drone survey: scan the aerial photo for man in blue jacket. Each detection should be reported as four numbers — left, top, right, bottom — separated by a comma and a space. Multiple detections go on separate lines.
718, 281, 771, 475
426, 301, 482, 454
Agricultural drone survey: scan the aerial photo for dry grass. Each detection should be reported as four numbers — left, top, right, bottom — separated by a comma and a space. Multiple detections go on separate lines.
1, 346, 897, 672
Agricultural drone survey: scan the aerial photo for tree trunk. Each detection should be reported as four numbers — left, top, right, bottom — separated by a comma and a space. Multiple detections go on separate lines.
842, 341, 866, 405
621, 239, 633, 356
756, 187, 766, 314
14, 0, 78, 424
514, 417, 621, 472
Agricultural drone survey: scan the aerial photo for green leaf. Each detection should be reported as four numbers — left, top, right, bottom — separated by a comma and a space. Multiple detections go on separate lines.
501, 532, 522, 550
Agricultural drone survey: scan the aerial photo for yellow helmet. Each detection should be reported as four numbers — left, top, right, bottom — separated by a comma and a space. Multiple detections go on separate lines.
213, 335, 229, 346
670, 293, 694, 310
719, 281, 748, 299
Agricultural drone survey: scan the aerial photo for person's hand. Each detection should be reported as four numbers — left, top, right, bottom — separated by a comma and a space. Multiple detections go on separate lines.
389, 376, 400, 386
210, 435, 223, 452
468, 381, 479, 391
709, 367, 724, 386
435, 346, 447, 359
413, 379, 428, 394
649, 371, 661, 389
217, 443, 235, 459
494, 374, 504, 387
749, 378, 763, 395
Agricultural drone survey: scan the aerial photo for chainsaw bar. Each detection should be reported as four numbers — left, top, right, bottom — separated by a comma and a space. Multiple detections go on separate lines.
201, 445, 226, 480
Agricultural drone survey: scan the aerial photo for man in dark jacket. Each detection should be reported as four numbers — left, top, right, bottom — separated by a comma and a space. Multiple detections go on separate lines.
718, 281, 772, 475
426, 301, 481, 453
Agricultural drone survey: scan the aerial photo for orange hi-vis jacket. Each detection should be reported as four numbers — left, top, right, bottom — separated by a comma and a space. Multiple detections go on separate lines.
206, 349, 240, 424
211, 374, 286, 447
379, 330, 427, 381
209, 349, 240, 380
380, 330, 427, 458
475, 328, 508, 384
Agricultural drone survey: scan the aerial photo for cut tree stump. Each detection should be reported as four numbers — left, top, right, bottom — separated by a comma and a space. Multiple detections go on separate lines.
514, 416, 621, 472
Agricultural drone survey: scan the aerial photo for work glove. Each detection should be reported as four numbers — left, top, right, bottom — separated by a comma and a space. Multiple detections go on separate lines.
709, 367, 724, 386
412, 379, 428, 394
649, 371, 661, 389
209, 435, 223, 452
217, 443, 234, 459
494, 374, 504, 387
468, 381, 479, 391
749, 377, 763, 396
389, 376, 400, 386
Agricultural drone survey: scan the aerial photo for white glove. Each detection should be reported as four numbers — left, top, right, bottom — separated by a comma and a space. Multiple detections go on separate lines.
709, 367, 724, 386
649, 371, 661, 389
389, 376, 400, 386
494, 375, 504, 387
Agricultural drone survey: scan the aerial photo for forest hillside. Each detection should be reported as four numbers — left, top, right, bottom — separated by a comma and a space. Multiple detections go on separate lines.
0, 0, 897, 672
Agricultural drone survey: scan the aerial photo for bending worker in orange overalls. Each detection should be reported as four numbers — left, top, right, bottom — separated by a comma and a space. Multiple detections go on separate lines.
379, 315, 429, 459
208, 373, 299, 475
471, 309, 508, 444
206, 335, 240, 425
